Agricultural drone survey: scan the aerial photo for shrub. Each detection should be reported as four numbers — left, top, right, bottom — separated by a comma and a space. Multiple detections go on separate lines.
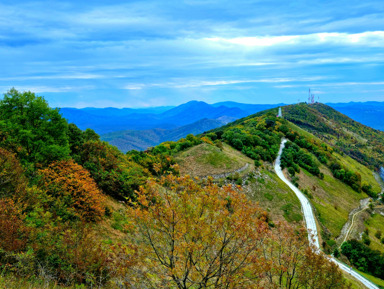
38, 160, 106, 222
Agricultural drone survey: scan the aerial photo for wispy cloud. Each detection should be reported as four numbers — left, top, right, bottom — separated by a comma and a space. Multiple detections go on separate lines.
275, 81, 384, 88
1, 0, 384, 106
206, 31, 384, 48
125, 76, 327, 90
0, 85, 94, 94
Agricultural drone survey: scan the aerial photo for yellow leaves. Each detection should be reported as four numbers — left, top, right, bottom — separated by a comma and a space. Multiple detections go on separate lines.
201, 136, 214, 145
127, 173, 271, 288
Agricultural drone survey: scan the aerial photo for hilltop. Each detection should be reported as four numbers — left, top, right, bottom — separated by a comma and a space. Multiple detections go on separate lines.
283, 102, 384, 170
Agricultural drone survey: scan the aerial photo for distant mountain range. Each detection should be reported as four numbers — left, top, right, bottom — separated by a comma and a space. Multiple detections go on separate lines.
101, 118, 226, 152
327, 102, 384, 131
59, 101, 384, 152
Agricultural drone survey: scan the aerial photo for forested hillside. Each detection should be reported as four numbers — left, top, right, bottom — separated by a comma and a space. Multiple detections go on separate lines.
283, 103, 384, 170
0, 90, 356, 288
2, 89, 383, 288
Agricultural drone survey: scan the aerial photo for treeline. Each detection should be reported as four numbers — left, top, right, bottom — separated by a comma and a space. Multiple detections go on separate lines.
206, 113, 283, 166
342, 239, 384, 279
280, 141, 321, 178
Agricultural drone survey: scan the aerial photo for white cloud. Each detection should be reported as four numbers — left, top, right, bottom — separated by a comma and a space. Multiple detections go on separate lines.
0, 85, 93, 94
275, 81, 384, 88
205, 31, 384, 48
0, 74, 104, 81
124, 76, 327, 90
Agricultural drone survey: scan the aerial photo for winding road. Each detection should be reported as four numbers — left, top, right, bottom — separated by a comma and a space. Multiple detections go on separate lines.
274, 139, 379, 289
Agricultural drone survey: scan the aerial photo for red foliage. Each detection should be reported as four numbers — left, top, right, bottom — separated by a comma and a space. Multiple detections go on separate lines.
38, 160, 106, 222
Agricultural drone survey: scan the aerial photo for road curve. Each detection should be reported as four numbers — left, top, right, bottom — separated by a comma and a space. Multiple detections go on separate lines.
274, 139, 379, 289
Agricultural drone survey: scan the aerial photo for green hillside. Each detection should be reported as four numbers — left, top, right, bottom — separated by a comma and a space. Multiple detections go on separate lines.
0, 89, 382, 288
283, 102, 384, 170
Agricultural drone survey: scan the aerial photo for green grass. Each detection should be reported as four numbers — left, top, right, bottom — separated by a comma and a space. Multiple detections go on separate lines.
198, 146, 234, 168
175, 143, 253, 177
364, 213, 384, 253
295, 160, 369, 239
334, 152, 381, 194
357, 270, 384, 288
247, 166, 303, 223
314, 167, 367, 237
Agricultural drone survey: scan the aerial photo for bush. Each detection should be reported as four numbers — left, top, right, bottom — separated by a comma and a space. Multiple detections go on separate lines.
38, 160, 106, 222
288, 167, 295, 176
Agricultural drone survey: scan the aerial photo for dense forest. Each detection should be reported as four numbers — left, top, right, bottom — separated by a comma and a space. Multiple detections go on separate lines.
0, 89, 370, 288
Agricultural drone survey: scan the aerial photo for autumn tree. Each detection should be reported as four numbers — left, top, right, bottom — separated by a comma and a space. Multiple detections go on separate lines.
128, 174, 270, 288
0, 148, 27, 199
0, 198, 30, 252
38, 160, 105, 222
261, 221, 350, 289
0, 89, 70, 171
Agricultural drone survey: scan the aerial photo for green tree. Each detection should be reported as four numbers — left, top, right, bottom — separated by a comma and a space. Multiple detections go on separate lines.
0, 89, 70, 171
79, 140, 149, 200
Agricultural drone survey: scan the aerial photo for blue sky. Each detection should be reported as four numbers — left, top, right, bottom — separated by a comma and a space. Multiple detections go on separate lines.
1, 0, 384, 108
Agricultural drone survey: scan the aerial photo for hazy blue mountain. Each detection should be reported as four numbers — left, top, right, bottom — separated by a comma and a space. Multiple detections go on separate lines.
212, 102, 283, 115
101, 118, 225, 152
60, 101, 249, 134
327, 102, 384, 131
60, 100, 384, 152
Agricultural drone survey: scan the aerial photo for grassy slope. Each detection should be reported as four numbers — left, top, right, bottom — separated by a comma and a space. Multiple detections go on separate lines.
175, 142, 302, 223
364, 212, 384, 253
175, 142, 254, 177
245, 165, 302, 223
296, 163, 368, 238
286, 121, 379, 239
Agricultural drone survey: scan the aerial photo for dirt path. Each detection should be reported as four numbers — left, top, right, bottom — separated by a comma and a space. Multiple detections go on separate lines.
337, 198, 370, 248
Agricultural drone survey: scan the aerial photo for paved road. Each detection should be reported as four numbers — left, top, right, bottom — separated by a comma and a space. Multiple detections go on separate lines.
274, 139, 379, 289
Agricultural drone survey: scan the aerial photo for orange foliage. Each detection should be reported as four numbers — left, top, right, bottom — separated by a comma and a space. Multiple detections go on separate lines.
200, 136, 214, 145
0, 198, 29, 252
128, 174, 350, 288
38, 160, 105, 222
260, 221, 349, 288
129, 174, 270, 288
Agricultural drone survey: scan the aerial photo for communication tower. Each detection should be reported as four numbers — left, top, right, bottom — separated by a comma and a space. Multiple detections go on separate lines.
277, 107, 282, 118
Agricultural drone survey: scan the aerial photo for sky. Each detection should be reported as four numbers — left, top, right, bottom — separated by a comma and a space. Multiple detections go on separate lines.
1, 0, 384, 108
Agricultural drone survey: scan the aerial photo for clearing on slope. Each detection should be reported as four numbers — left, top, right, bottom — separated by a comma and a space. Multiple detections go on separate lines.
175, 142, 253, 177
174, 141, 302, 223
